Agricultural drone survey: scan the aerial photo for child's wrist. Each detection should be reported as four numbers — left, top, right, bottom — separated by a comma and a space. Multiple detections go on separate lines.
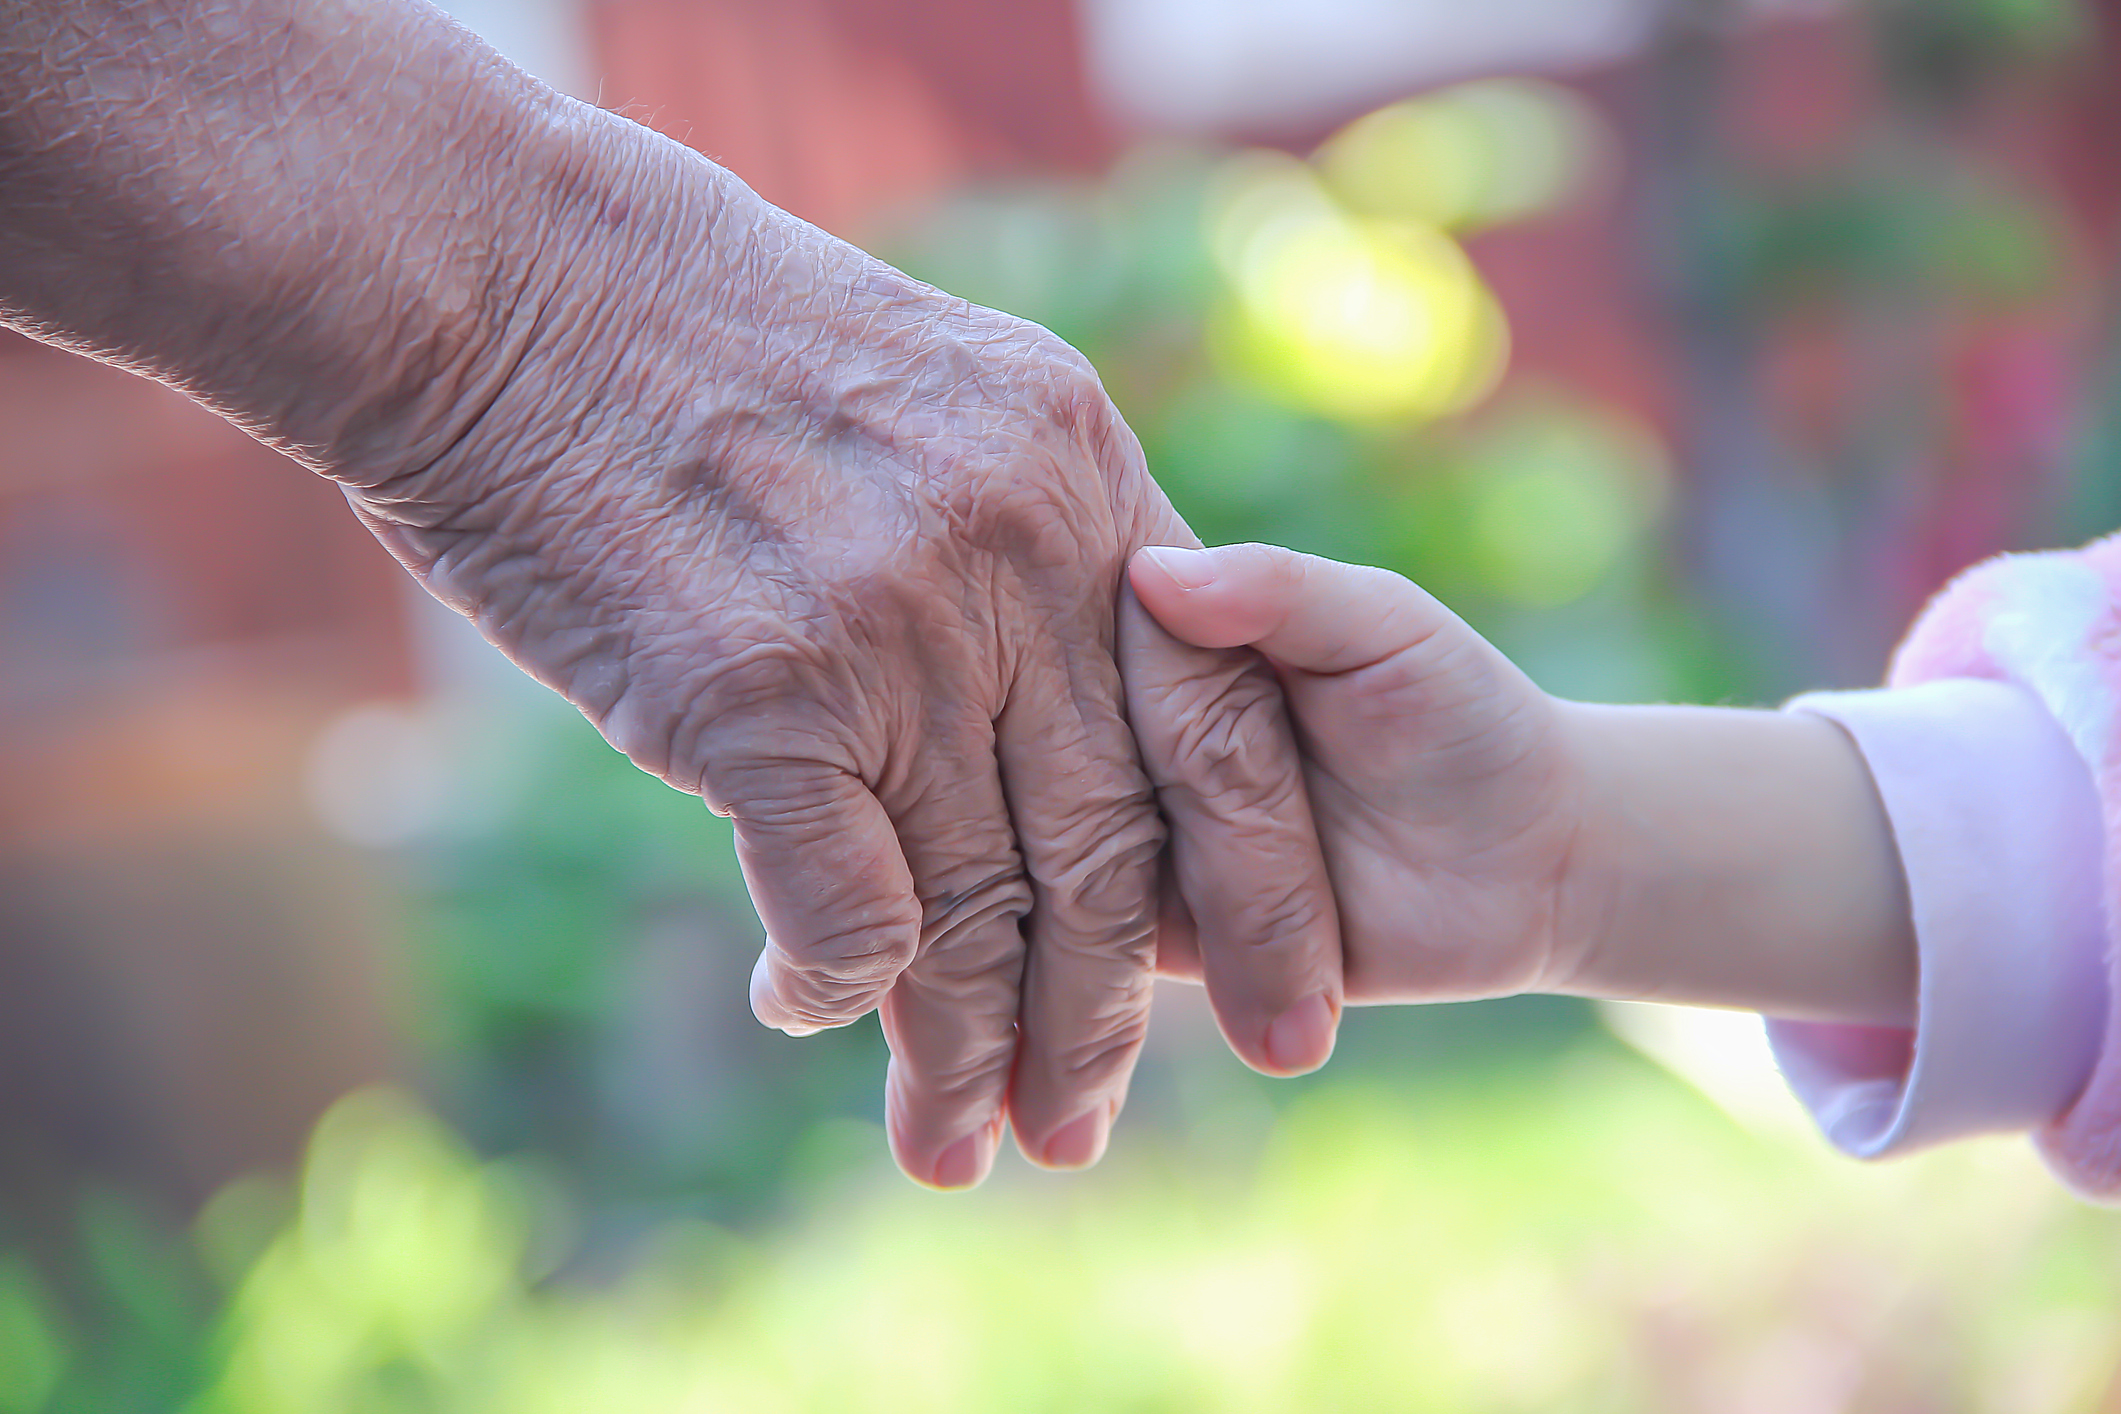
1539, 701, 1638, 1000
1545, 702, 1915, 1025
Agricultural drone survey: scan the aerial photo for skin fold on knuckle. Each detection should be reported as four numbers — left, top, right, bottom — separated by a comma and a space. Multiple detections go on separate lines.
704, 685, 875, 825
788, 913, 916, 981
769, 964, 894, 1029
969, 318, 1103, 414
1025, 810, 1163, 951
1030, 1007, 1153, 1092
733, 771, 885, 842
1191, 870, 1335, 962
1160, 791, 1323, 965
1149, 662, 1302, 804
918, 868, 1033, 948
741, 833, 919, 994
882, 969, 1021, 1109
587, 629, 807, 793
886, 1023, 1018, 1107
947, 464, 1114, 594
878, 334, 1121, 577
904, 917, 1030, 1011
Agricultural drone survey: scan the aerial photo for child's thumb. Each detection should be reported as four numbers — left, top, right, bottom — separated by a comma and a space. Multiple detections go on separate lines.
1128, 543, 1442, 676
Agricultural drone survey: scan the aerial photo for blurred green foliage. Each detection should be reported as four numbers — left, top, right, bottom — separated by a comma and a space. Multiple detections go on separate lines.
1735, 171, 2066, 310
1867, 0, 2089, 107
27, 1062, 2121, 1411
0, 1193, 213, 1414
407, 695, 895, 1230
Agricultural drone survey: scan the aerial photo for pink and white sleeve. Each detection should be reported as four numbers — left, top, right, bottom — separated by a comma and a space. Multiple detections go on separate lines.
1766, 538, 2121, 1198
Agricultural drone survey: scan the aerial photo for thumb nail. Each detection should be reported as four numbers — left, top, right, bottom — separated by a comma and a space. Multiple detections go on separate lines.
1265, 992, 1339, 1075
1141, 545, 1217, 590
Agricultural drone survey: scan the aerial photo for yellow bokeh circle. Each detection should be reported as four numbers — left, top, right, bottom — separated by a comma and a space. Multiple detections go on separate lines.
1207, 156, 1508, 424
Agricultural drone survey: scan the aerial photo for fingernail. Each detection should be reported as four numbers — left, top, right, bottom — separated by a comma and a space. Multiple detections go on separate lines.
1142, 545, 1217, 590
931, 1129, 993, 1191
1041, 1108, 1110, 1170
1265, 992, 1339, 1075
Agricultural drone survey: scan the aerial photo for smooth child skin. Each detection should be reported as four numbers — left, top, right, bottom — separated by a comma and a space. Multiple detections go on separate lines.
0, 0, 1343, 1191
1127, 544, 1918, 1028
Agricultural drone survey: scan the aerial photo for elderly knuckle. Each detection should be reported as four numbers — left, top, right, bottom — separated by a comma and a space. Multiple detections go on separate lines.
1034, 811, 1163, 937
1207, 876, 1334, 953
776, 968, 889, 1027
1037, 900, 1160, 982
780, 920, 912, 983
903, 1032, 1017, 1103
697, 634, 821, 714
695, 676, 865, 810
945, 467, 1108, 584
923, 867, 1034, 948
1177, 771, 1311, 854
1046, 1010, 1151, 1087
746, 787, 848, 864
1155, 664, 1298, 805
1006, 322, 1097, 387
1132, 661, 1246, 768
780, 1001, 868, 1032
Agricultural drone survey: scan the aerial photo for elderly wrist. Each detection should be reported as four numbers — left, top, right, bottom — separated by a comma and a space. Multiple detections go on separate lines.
349, 116, 775, 520
0, 0, 747, 518
321, 106, 681, 494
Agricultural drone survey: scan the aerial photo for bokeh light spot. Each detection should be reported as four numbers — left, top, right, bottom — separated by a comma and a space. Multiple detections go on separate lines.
1315, 79, 1602, 233
1207, 156, 1508, 424
1460, 397, 1671, 606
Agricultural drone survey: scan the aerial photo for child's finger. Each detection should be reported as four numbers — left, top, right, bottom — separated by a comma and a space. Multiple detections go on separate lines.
1128, 543, 1454, 677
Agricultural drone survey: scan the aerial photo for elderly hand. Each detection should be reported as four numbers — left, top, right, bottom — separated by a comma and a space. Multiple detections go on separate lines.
365, 152, 1348, 1185
0, 0, 1343, 1186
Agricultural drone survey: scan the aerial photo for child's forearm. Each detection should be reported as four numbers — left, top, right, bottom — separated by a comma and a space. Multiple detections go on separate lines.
1550, 703, 1917, 1026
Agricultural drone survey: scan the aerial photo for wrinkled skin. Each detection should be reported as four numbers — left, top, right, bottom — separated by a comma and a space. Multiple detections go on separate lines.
345, 142, 1345, 1186
0, 0, 1344, 1190
1125, 544, 1586, 1007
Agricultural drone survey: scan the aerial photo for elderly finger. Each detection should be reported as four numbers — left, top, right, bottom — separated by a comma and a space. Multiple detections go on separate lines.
1118, 582, 1343, 1076
725, 761, 922, 1035
1152, 857, 1205, 983
880, 908, 1022, 1190
872, 740, 1033, 1191
997, 649, 1165, 1171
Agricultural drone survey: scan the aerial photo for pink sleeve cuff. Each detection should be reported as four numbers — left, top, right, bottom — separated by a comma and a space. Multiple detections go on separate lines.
1769, 679, 2108, 1157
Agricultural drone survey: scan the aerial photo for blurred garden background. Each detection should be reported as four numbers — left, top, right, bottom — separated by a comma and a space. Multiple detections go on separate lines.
5, 0, 2121, 1407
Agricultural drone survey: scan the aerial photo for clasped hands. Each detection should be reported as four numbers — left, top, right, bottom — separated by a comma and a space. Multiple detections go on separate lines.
352, 104, 1851, 1193
419, 151, 1658, 1191
0, 0, 1920, 1195
289, 124, 1912, 1194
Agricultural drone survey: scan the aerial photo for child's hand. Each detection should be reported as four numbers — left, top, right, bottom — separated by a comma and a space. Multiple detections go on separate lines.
1124, 543, 1916, 1026
1124, 543, 1587, 1005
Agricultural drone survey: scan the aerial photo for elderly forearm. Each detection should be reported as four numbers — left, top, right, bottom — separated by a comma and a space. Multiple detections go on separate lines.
0, 0, 682, 489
